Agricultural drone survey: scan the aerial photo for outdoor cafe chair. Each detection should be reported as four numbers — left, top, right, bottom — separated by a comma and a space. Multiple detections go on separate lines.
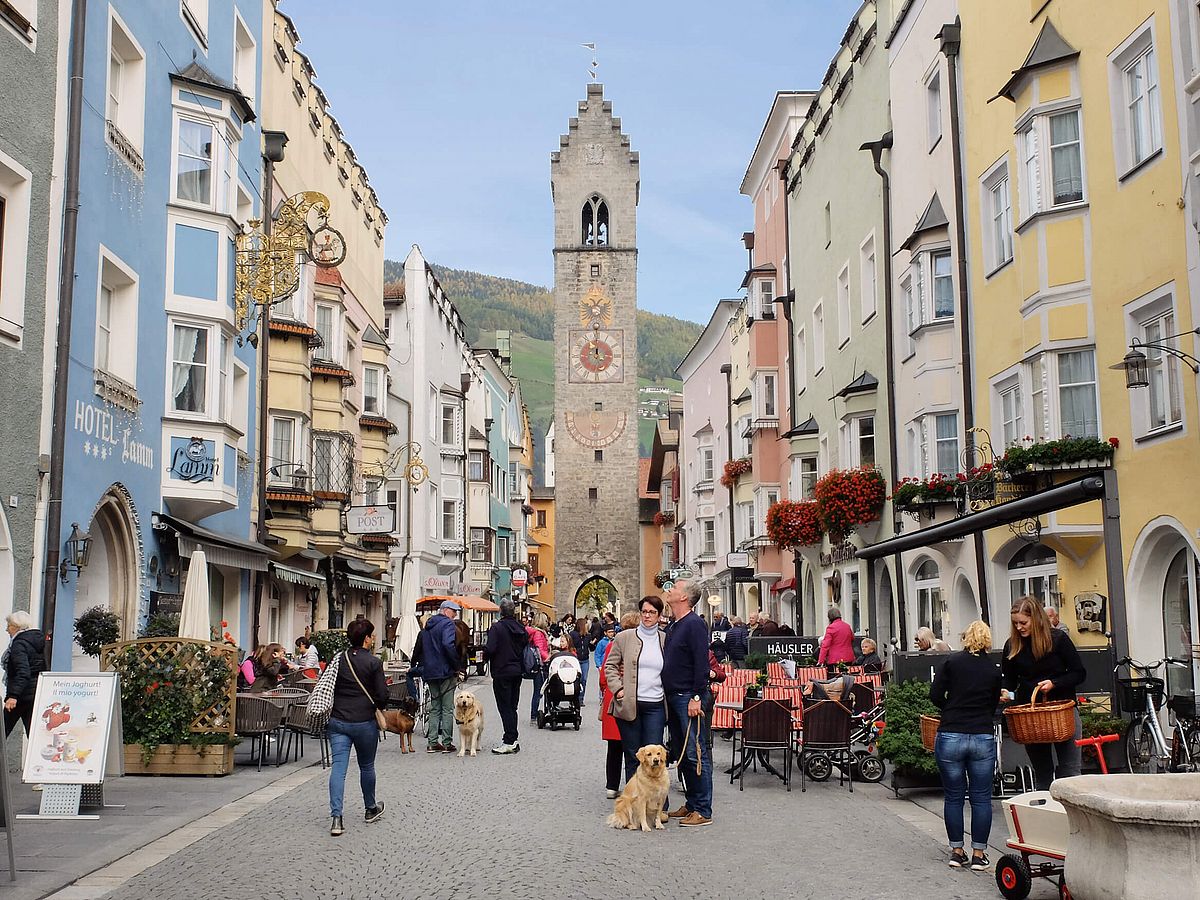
736, 698, 794, 792
282, 701, 330, 768
798, 700, 854, 793
235, 695, 285, 770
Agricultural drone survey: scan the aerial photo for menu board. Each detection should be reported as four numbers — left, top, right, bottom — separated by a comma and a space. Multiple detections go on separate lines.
21, 672, 122, 785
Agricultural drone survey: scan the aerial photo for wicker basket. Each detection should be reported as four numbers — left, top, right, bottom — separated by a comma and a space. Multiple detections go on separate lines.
1004, 686, 1076, 744
920, 714, 940, 752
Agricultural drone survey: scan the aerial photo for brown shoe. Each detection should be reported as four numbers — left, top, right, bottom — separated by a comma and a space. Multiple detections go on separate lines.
667, 805, 691, 819
679, 812, 712, 827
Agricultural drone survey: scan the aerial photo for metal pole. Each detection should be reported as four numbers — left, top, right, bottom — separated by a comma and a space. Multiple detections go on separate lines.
1101, 468, 1129, 663
40, 0, 89, 664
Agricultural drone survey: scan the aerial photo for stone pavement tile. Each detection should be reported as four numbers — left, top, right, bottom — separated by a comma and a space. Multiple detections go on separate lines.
88, 675, 1018, 900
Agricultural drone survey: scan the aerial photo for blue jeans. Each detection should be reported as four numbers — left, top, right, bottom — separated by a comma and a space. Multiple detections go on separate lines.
578, 658, 590, 702
327, 717, 379, 818
615, 700, 667, 782
666, 692, 712, 819
934, 731, 996, 850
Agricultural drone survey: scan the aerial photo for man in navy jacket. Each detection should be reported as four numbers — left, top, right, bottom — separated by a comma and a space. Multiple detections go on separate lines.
423, 600, 461, 752
662, 580, 714, 827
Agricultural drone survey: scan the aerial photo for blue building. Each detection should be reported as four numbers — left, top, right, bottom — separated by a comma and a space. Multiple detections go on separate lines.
57, 0, 265, 668
467, 349, 517, 602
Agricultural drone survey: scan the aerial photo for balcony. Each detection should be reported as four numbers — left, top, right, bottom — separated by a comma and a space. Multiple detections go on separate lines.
742, 417, 780, 438
160, 429, 240, 519
692, 479, 714, 495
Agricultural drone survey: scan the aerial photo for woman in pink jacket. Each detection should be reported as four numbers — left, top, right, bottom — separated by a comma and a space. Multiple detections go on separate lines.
817, 606, 856, 666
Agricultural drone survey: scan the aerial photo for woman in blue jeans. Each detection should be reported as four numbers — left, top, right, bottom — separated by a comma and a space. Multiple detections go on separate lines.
604, 597, 667, 781
326, 618, 389, 837
930, 620, 1002, 870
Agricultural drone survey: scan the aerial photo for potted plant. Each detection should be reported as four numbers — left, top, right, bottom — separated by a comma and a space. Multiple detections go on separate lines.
74, 606, 120, 657
745, 671, 769, 700
766, 500, 824, 550
1079, 703, 1128, 773
140, 612, 180, 638
877, 679, 942, 795
311, 629, 350, 663
719, 456, 753, 488
814, 467, 886, 540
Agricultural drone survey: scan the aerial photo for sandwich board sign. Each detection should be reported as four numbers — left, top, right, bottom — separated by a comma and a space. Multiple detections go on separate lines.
20, 672, 123, 820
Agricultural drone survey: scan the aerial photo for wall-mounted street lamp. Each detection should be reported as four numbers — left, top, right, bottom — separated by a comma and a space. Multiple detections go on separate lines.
1112, 329, 1200, 390
59, 522, 92, 583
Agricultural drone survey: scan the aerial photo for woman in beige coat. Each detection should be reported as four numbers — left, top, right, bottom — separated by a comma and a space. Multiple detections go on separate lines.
604, 595, 667, 782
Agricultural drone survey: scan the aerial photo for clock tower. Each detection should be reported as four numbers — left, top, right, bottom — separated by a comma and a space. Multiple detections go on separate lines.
550, 83, 640, 616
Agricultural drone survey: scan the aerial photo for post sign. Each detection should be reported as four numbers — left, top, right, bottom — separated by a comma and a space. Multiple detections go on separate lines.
23, 672, 122, 786
512, 567, 528, 588
748, 635, 820, 660
345, 504, 395, 535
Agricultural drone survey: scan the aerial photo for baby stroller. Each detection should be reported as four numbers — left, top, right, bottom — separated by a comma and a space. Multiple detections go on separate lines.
538, 653, 583, 731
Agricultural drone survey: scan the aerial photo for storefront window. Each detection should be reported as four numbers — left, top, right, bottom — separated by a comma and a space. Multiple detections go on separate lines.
1008, 543, 1059, 608
915, 558, 944, 639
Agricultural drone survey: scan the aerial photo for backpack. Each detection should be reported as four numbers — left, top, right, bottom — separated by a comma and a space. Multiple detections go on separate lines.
305, 653, 342, 730
522, 641, 542, 678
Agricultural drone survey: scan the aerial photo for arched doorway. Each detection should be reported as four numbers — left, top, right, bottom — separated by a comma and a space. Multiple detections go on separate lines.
877, 566, 895, 654
574, 576, 617, 618
954, 575, 977, 643
73, 488, 141, 671
802, 569, 816, 636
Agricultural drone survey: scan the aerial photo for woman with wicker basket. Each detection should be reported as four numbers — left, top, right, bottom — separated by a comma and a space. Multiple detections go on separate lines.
929, 621, 1003, 870
1001, 596, 1086, 791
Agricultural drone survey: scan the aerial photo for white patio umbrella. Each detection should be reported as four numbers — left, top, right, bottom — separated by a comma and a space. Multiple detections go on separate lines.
178, 549, 211, 640
395, 558, 420, 659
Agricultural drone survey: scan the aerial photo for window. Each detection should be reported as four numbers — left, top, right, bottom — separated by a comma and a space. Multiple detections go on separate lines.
312, 434, 334, 492
314, 303, 338, 361
581, 194, 609, 246
1008, 544, 1059, 608
528, 553, 540, 577
846, 570, 862, 633
97, 286, 112, 373
1057, 350, 1098, 438
900, 276, 916, 356
1140, 307, 1183, 432
107, 11, 145, 154
588, 487, 598, 501
758, 279, 775, 319
442, 500, 459, 542
362, 365, 383, 415
823, 202, 831, 247
440, 404, 458, 446
594, 449, 603, 462
700, 446, 715, 484
1120, 38, 1162, 170
362, 477, 382, 507
496, 535, 510, 565
468, 451, 485, 482
907, 250, 953, 329
176, 118, 213, 206
914, 559, 945, 639
841, 415, 876, 468
754, 372, 777, 419
470, 528, 490, 561
536, 509, 547, 529
934, 413, 958, 475
859, 235, 877, 322
233, 11, 256, 101
983, 163, 1014, 270
796, 327, 808, 391
181, 0, 208, 47
812, 303, 825, 373
794, 455, 818, 500
269, 416, 296, 479
930, 251, 953, 319
738, 501, 755, 541
926, 71, 942, 148
508, 463, 519, 494
217, 333, 230, 421
0, 0, 35, 42
1020, 108, 1085, 216
1030, 355, 1047, 441
701, 520, 716, 557
836, 265, 850, 345
1000, 381, 1024, 447
94, 249, 138, 384
170, 323, 208, 414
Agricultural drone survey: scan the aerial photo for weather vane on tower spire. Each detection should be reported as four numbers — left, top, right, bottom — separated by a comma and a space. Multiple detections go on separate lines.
581, 42, 598, 81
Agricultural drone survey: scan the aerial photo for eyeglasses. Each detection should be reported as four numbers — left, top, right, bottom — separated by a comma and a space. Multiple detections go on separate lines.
640, 608, 658, 616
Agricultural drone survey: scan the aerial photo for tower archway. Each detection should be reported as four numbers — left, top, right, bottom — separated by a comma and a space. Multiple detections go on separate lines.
574, 576, 618, 618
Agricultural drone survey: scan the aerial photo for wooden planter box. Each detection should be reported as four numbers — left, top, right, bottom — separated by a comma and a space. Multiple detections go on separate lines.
889, 766, 942, 798
124, 743, 234, 776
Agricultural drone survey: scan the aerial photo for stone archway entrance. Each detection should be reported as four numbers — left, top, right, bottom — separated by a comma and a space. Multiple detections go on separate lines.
574, 576, 617, 619
73, 488, 141, 670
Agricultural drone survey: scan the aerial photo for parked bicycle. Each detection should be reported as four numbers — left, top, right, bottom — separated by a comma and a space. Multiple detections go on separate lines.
1115, 656, 1200, 773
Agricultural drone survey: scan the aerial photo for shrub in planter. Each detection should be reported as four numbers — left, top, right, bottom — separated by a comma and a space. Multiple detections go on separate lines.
74, 606, 120, 657
312, 629, 350, 663
877, 679, 940, 776
141, 613, 180, 639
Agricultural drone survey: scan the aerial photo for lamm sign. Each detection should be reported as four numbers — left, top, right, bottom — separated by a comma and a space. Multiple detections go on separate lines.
168, 437, 217, 482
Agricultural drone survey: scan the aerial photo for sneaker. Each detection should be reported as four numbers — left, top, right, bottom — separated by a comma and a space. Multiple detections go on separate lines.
948, 849, 968, 868
970, 853, 991, 871
605, 788, 619, 799
440, 743, 457, 754
678, 812, 712, 827
427, 743, 443, 753
667, 804, 691, 819
330, 816, 344, 837
365, 802, 386, 824
491, 742, 521, 755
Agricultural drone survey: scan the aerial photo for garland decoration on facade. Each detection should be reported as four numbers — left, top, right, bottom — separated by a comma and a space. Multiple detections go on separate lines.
719, 456, 753, 487
766, 500, 824, 550
813, 466, 887, 540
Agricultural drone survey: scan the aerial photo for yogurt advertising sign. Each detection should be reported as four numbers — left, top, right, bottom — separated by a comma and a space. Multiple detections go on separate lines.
22, 673, 121, 785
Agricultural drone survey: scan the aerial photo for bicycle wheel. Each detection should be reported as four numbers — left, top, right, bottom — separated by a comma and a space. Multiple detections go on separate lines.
1125, 719, 1161, 774
1181, 723, 1200, 772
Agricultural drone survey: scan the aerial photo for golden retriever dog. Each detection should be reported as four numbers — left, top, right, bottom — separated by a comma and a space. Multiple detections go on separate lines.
607, 744, 670, 832
380, 697, 418, 753
454, 690, 484, 757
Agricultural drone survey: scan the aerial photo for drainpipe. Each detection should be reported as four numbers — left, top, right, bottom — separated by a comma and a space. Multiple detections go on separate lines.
859, 132, 909, 649
776, 165, 798, 435
719, 363, 736, 614
251, 130, 288, 649
460, 372, 472, 586
940, 19, 991, 625
40, 0, 88, 664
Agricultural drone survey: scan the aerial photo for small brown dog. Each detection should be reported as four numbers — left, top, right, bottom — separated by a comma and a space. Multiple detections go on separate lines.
454, 690, 484, 757
607, 744, 670, 832
380, 697, 418, 753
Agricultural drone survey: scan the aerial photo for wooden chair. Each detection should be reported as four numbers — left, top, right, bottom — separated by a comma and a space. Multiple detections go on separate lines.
736, 698, 794, 791
798, 700, 854, 793
235, 695, 284, 770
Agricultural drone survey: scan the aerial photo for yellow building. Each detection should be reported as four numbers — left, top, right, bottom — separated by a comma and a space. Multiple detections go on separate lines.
960, 2, 1198, 675
528, 486, 555, 618
258, 3, 393, 642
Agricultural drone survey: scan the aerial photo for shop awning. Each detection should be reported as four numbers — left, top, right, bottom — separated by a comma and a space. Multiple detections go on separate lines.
417, 595, 499, 612
346, 573, 392, 593
271, 562, 324, 589
856, 475, 1106, 560
154, 513, 275, 572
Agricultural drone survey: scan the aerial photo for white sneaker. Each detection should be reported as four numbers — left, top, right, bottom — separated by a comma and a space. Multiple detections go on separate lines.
490, 742, 520, 755
605, 788, 619, 799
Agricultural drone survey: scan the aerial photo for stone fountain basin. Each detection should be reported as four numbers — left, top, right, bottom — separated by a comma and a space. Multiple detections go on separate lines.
1050, 774, 1200, 900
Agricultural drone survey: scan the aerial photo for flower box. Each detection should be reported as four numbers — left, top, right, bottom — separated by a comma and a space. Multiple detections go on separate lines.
123, 743, 234, 776
1027, 459, 1111, 472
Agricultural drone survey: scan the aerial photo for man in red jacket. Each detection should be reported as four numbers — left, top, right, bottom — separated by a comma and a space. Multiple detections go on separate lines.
817, 606, 855, 666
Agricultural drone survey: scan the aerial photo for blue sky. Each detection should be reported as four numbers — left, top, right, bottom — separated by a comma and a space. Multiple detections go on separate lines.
283, 0, 862, 323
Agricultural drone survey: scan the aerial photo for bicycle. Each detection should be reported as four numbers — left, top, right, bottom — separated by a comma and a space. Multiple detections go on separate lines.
1115, 656, 1200, 773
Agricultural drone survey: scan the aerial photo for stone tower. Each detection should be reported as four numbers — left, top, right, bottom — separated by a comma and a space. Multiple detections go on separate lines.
551, 83, 640, 616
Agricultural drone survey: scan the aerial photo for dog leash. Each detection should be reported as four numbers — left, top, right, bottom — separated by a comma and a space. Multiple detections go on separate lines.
673, 710, 706, 778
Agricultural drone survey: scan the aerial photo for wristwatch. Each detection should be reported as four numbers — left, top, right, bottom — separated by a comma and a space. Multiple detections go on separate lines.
691, 694, 701, 703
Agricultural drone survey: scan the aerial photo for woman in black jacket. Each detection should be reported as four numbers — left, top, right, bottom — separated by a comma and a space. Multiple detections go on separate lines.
1001, 596, 1086, 790
327, 618, 388, 837
930, 621, 1002, 870
4, 611, 46, 737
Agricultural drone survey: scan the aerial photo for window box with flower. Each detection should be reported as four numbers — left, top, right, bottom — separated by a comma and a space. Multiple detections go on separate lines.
813, 467, 887, 540
766, 500, 824, 550
719, 456, 753, 487
998, 436, 1117, 478
652, 510, 675, 527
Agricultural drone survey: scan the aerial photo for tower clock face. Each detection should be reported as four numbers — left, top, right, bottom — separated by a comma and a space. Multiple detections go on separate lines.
569, 328, 624, 383
564, 410, 627, 449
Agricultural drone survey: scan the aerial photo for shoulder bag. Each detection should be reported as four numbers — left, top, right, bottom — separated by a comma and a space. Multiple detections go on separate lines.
305, 653, 341, 730
345, 651, 389, 731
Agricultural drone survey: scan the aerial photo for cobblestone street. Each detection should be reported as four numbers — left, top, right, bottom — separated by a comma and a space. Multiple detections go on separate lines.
85, 675, 1020, 900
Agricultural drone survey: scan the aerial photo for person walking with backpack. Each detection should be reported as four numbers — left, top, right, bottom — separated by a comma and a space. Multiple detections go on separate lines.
484, 598, 529, 755
422, 600, 462, 753
527, 613, 551, 723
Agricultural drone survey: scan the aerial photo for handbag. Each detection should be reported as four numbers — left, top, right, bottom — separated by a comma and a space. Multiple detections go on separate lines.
344, 651, 389, 731
305, 653, 340, 730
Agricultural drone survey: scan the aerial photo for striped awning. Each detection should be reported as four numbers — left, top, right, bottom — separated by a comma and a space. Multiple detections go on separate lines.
346, 573, 392, 594
158, 513, 274, 572
271, 562, 324, 589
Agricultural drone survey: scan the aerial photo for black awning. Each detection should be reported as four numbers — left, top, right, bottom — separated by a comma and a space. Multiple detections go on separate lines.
856, 475, 1105, 560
